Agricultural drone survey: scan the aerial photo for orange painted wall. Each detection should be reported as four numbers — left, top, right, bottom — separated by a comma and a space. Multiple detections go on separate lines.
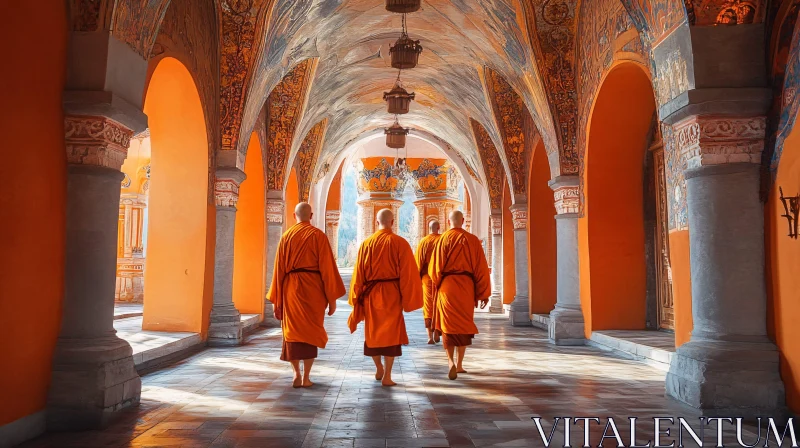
527, 141, 557, 314
580, 63, 654, 334
502, 183, 516, 305
142, 58, 212, 334
767, 123, 800, 413
326, 163, 343, 211
669, 230, 693, 346
232, 133, 267, 317
0, 2, 67, 427
285, 168, 300, 229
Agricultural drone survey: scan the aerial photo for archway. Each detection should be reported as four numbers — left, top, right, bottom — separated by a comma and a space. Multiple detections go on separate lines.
579, 62, 658, 336
527, 139, 557, 316
232, 133, 267, 318
767, 121, 800, 413
141, 57, 213, 334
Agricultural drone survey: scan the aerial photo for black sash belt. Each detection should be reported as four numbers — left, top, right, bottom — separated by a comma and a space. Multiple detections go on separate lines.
357, 277, 400, 305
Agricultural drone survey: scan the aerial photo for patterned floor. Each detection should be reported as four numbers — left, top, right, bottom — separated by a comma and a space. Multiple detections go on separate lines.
23, 301, 763, 448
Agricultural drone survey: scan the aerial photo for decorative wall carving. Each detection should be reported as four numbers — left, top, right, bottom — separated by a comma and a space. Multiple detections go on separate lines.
112, 0, 171, 57
771, 1, 800, 173
490, 213, 503, 235
214, 177, 243, 208
357, 158, 409, 195
294, 119, 328, 202
552, 184, 580, 215
266, 200, 285, 224
688, 0, 764, 25
619, 0, 688, 43
523, 0, 579, 174
510, 206, 528, 230
653, 50, 690, 106
266, 59, 314, 191
485, 68, 534, 195
471, 119, 505, 210
65, 115, 133, 171
675, 115, 766, 168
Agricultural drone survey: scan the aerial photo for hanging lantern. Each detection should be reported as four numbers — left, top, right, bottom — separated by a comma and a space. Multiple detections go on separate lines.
384, 82, 415, 115
385, 122, 409, 149
390, 34, 423, 69
385, 0, 421, 13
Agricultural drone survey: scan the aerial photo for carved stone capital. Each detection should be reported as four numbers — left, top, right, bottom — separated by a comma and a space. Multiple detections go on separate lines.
490, 213, 502, 236
266, 200, 285, 225
510, 205, 528, 230
326, 210, 341, 225
214, 167, 246, 209
674, 115, 766, 169
65, 115, 133, 171
549, 176, 580, 215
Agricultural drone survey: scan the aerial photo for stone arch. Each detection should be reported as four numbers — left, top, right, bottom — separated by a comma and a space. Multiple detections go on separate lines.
578, 61, 657, 337
141, 56, 215, 335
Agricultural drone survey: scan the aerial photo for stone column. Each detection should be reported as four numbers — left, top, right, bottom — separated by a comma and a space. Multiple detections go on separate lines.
488, 212, 504, 313
262, 193, 284, 326
325, 210, 341, 260
48, 115, 141, 430
547, 176, 585, 345
207, 167, 246, 346
357, 200, 374, 243
464, 211, 472, 233
665, 115, 785, 415
508, 204, 531, 326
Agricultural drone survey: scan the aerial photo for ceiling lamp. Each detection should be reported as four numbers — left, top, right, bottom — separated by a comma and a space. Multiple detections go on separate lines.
385, 0, 421, 13
385, 121, 409, 149
390, 34, 423, 69
384, 82, 415, 115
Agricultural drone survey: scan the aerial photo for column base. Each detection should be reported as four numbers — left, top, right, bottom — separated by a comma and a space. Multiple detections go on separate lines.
47, 335, 141, 431
208, 304, 243, 347
260, 301, 280, 328
548, 307, 585, 346
666, 339, 786, 417
488, 293, 504, 314
509, 297, 531, 327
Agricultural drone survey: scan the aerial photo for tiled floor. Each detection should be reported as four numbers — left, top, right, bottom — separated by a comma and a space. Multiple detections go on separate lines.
115, 303, 144, 320
24, 302, 761, 448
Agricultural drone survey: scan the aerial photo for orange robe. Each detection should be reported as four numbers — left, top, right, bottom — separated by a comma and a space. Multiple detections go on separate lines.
415, 233, 441, 322
267, 222, 345, 349
348, 229, 423, 348
428, 228, 491, 336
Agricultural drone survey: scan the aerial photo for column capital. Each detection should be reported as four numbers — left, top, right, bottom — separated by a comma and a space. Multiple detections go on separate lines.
489, 213, 502, 236
509, 204, 528, 230
325, 210, 341, 223
266, 199, 285, 225
674, 115, 766, 170
214, 167, 246, 209
65, 115, 133, 171
549, 175, 580, 215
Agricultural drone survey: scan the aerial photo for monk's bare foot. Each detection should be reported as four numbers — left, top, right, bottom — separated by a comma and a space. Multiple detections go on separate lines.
382, 378, 397, 387
292, 377, 302, 388
427, 339, 435, 345
448, 364, 457, 380
457, 367, 467, 374
302, 379, 314, 388
375, 365, 384, 381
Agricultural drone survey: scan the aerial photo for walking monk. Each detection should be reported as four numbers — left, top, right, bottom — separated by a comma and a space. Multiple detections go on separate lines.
348, 209, 422, 386
415, 220, 442, 344
428, 210, 491, 380
268, 202, 345, 388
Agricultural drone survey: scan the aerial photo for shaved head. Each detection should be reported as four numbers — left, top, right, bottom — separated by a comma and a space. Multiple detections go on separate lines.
376, 208, 394, 230
449, 210, 464, 229
294, 202, 313, 222
429, 220, 440, 234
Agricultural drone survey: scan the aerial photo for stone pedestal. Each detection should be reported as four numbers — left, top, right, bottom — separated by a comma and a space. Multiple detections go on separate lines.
262, 193, 284, 327
208, 168, 245, 346
48, 116, 141, 430
548, 176, 585, 345
509, 205, 531, 326
488, 213, 504, 313
665, 115, 785, 416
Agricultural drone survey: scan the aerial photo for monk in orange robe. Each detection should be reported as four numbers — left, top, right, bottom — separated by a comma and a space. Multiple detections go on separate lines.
348, 208, 422, 386
415, 219, 441, 344
268, 202, 345, 388
428, 210, 491, 380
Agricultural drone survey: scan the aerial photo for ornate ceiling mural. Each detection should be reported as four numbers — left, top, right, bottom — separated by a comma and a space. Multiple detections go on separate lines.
294, 119, 328, 202
486, 67, 534, 197
687, 0, 766, 25
113, 0, 172, 57
266, 58, 316, 192
470, 119, 505, 210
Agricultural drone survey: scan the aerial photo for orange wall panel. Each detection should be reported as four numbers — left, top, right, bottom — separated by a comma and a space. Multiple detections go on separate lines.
502, 184, 516, 305
0, 1, 67, 426
669, 230, 693, 346
767, 125, 800, 413
233, 133, 267, 316
326, 163, 343, 211
142, 58, 211, 334
285, 168, 300, 229
527, 142, 557, 314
